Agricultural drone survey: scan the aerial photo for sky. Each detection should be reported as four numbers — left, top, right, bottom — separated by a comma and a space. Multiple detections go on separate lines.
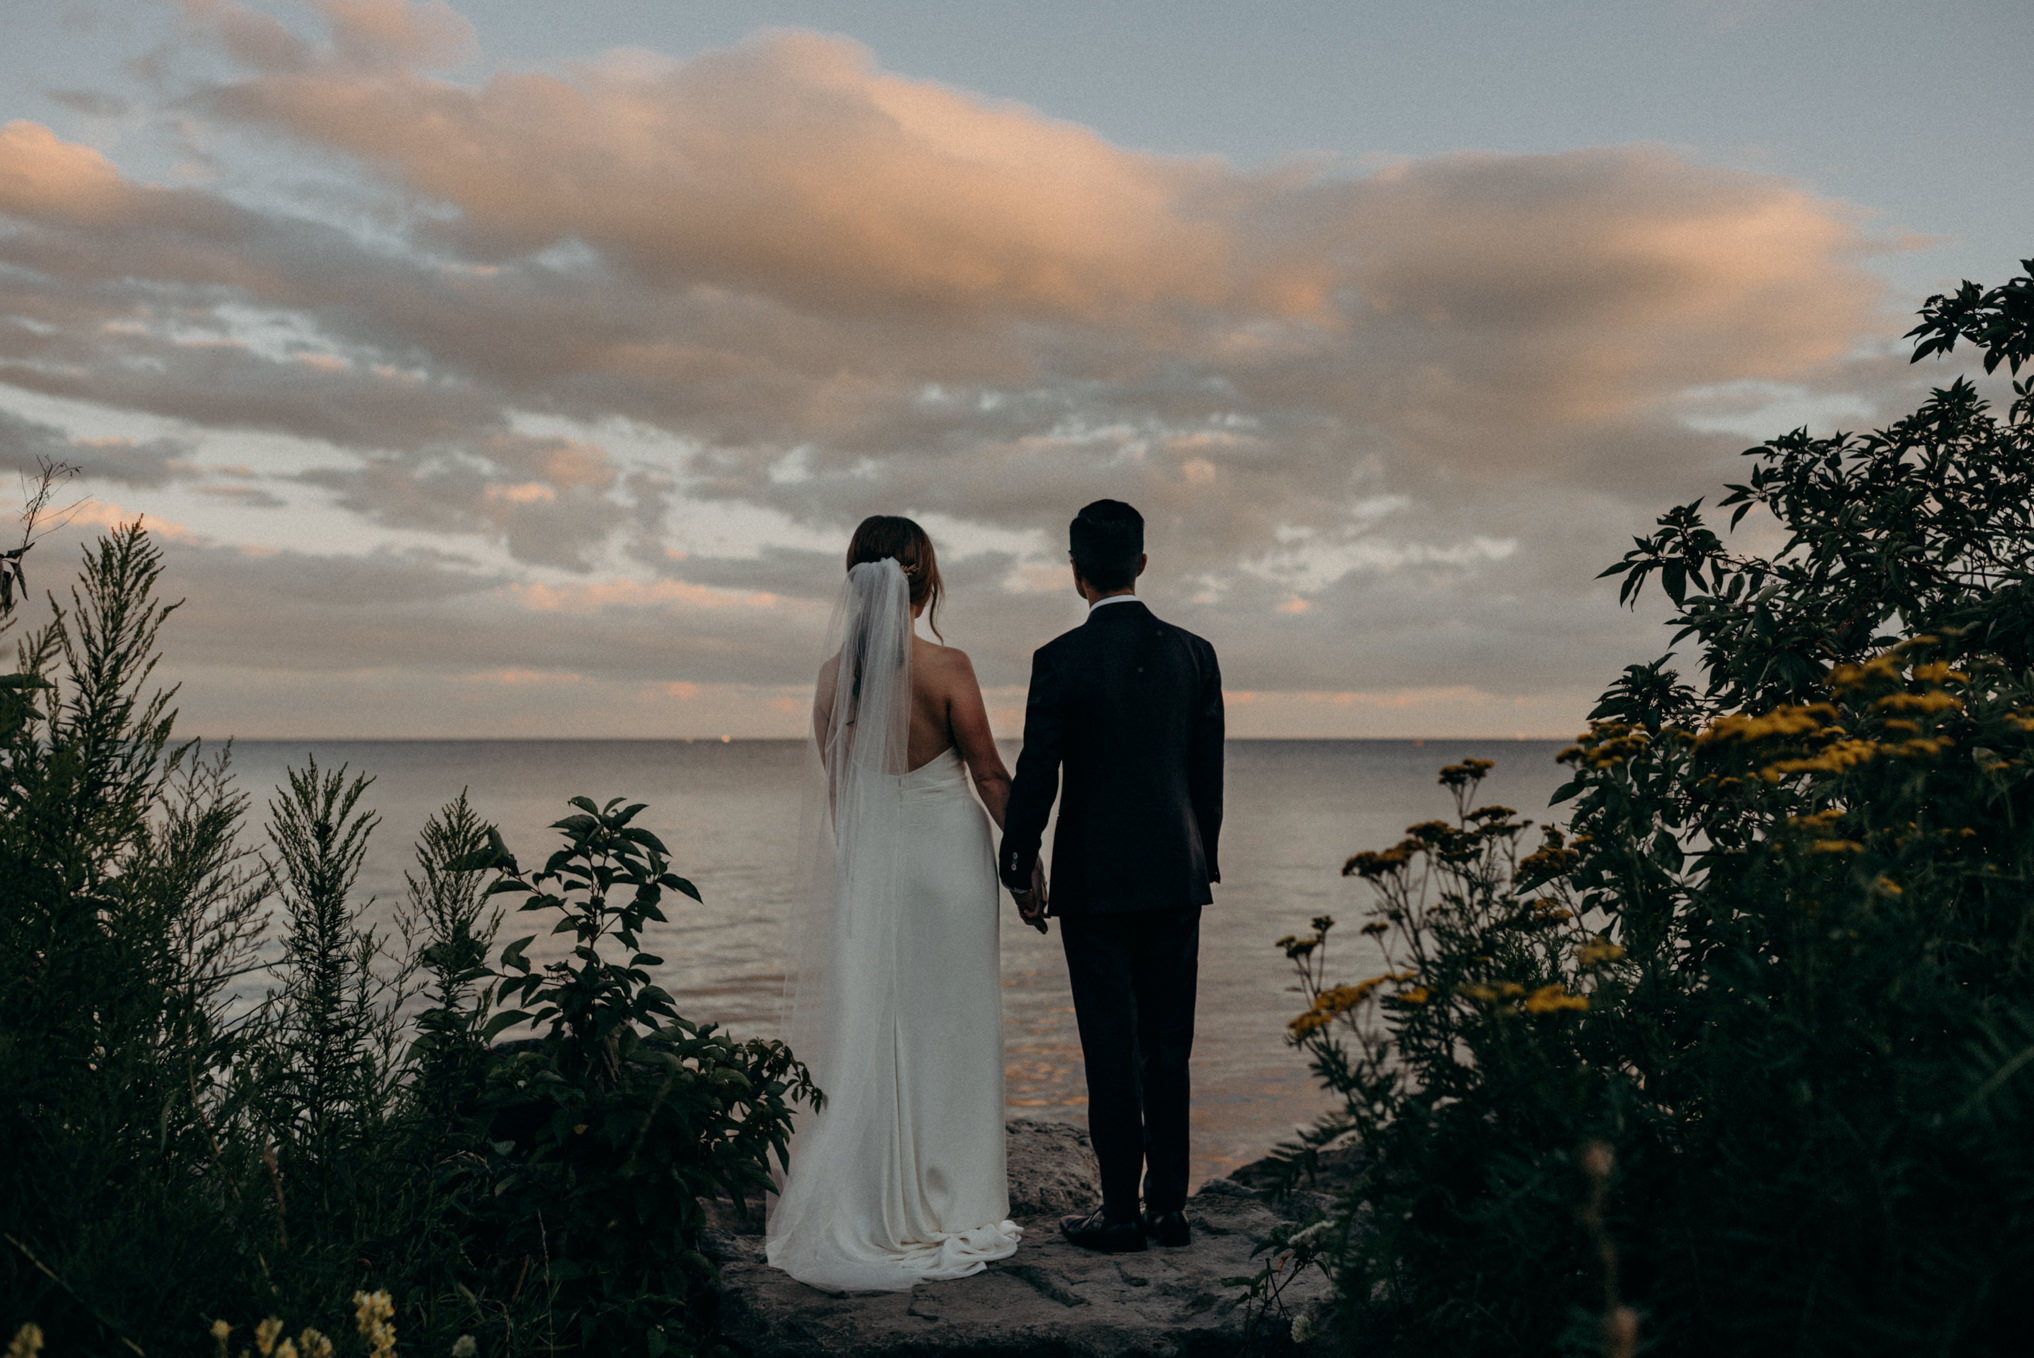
0, 0, 2028, 739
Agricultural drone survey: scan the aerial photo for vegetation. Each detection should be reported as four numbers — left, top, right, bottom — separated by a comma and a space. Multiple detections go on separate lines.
0, 505, 816, 1356
1263, 259, 2034, 1355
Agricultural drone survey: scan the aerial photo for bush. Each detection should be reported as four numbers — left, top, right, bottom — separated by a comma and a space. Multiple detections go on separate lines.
1265, 260, 2034, 1356
0, 512, 816, 1356
457, 797, 818, 1356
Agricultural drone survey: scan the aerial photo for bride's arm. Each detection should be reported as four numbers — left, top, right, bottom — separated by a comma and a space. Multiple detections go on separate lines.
946, 650, 1012, 829
813, 654, 840, 775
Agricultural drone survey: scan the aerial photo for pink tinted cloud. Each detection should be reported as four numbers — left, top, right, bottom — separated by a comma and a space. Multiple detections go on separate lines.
161, 7, 1902, 531
198, 26, 1278, 321
184, 12, 1894, 385
0, 4, 1933, 732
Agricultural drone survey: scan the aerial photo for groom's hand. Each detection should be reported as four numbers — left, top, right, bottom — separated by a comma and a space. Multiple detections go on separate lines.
1015, 861, 1050, 933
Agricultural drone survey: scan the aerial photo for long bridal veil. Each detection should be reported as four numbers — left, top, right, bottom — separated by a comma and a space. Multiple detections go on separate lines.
767, 559, 916, 1285
777, 556, 913, 1093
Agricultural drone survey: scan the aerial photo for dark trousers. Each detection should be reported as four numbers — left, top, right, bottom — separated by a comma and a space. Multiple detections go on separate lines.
1058, 905, 1202, 1219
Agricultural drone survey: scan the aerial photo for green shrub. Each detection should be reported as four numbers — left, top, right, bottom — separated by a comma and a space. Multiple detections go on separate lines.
1265, 260, 2034, 1356
1, 512, 817, 1356
455, 797, 818, 1357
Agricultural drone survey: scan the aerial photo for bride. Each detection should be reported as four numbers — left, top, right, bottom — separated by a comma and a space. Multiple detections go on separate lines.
765, 515, 1026, 1291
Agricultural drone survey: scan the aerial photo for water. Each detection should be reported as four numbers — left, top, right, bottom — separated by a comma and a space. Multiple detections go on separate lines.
227, 738, 1572, 1188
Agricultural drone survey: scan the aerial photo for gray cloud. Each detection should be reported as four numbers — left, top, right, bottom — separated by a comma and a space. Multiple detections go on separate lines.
0, 405, 198, 487
44, 89, 134, 118
0, 4, 1935, 732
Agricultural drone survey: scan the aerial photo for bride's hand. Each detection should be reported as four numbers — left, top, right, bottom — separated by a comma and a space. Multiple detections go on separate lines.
1017, 862, 1050, 934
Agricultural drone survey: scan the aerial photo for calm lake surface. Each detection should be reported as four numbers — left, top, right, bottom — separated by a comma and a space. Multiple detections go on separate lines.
227, 738, 1571, 1188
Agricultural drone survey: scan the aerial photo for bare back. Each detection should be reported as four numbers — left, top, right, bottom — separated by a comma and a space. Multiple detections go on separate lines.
816, 629, 1014, 829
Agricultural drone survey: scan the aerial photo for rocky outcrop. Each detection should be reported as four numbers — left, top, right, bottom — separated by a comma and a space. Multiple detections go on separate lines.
708, 1120, 1342, 1357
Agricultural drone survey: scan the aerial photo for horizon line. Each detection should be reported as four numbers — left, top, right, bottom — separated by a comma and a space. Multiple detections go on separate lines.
200, 733, 1575, 744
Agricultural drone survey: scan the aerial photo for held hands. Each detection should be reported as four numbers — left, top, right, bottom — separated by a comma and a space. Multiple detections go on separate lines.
1013, 860, 1050, 934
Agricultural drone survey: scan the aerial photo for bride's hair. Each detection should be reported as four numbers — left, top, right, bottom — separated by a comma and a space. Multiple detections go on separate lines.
846, 515, 943, 639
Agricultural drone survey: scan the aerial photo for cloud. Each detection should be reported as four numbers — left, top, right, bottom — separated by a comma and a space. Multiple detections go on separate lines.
0, 3, 1930, 734
299, 432, 634, 570
175, 17, 1897, 532
0, 406, 197, 487
44, 90, 135, 119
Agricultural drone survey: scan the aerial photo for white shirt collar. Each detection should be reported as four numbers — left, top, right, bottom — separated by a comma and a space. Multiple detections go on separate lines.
1087, 593, 1140, 614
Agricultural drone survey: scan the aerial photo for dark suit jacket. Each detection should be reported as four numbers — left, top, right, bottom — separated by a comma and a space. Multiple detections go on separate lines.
999, 599, 1223, 915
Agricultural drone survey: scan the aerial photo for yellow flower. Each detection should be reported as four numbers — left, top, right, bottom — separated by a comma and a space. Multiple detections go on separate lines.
276, 1342, 300, 1358
1459, 980, 1527, 1004
1886, 736, 1954, 759
1438, 757, 1495, 787
8, 1324, 44, 1358
212, 1319, 232, 1354
257, 1318, 284, 1357
1318, 981, 1374, 1013
1808, 839, 1865, 854
1827, 654, 1903, 692
452, 1337, 478, 1358
1875, 690, 1961, 715
1287, 1010, 1328, 1039
1518, 842, 1581, 881
1523, 984, 1588, 1015
1759, 738, 1879, 781
1911, 662, 1968, 686
353, 1292, 396, 1358
1342, 845, 1413, 878
1287, 971, 1418, 1036
1386, 985, 1431, 1007
298, 1330, 333, 1358
1698, 704, 1838, 748
1576, 937, 1625, 966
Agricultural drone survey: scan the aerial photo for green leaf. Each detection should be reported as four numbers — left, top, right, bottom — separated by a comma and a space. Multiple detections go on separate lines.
481, 1010, 532, 1042
1661, 562, 1687, 607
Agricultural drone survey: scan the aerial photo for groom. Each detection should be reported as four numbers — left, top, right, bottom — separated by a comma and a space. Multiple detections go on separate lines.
1000, 499, 1224, 1253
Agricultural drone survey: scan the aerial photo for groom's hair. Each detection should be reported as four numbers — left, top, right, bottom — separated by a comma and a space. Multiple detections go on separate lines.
1069, 500, 1144, 592
846, 514, 944, 638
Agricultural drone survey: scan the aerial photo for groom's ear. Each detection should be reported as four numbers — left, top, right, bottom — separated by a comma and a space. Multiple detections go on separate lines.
1136, 553, 1148, 579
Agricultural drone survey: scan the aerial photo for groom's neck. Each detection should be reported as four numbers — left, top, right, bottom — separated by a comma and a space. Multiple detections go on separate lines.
1081, 585, 1136, 606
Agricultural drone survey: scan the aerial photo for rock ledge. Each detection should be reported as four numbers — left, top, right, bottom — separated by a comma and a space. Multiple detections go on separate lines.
708, 1120, 1338, 1358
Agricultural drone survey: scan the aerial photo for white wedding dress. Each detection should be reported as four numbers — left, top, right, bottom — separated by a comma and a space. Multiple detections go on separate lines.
765, 559, 1022, 1292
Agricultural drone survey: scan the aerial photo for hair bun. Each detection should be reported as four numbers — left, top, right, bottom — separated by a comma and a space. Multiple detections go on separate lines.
845, 514, 946, 639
